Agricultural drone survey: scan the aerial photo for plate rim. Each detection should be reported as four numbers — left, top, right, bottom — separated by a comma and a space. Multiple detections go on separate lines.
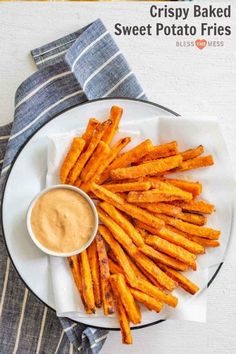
1, 96, 225, 331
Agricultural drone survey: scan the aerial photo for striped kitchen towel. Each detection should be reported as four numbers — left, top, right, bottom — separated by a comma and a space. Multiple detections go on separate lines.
0, 19, 146, 354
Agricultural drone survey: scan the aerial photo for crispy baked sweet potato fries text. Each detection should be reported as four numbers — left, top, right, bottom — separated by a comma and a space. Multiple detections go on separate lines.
61, 106, 220, 344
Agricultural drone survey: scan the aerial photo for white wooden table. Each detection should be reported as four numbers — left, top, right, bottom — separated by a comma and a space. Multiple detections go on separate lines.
0, 3, 236, 353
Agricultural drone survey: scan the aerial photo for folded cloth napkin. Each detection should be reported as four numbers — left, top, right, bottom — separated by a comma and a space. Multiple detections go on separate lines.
0, 19, 146, 354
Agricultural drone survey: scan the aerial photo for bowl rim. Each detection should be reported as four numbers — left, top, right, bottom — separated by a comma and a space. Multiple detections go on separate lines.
26, 184, 98, 257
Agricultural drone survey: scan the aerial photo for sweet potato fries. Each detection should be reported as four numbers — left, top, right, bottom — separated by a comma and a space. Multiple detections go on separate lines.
60, 105, 220, 344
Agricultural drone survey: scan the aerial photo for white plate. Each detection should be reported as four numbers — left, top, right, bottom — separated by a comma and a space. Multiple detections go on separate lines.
1, 98, 233, 329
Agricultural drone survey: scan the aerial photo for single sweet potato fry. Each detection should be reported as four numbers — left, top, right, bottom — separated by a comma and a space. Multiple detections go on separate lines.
134, 219, 160, 236
175, 212, 207, 226
140, 176, 202, 197
91, 184, 164, 230
111, 274, 141, 325
97, 137, 131, 184
127, 183, 192, 203
82, 118, 100, 149
157, 214, 220, 240
102, 106, 123, 145
110, 276, 133, 344
80, 250, 96, 314
68, 255, 82, 293
103, 181, 151, 193
99, 202, 144, 247
136, 141, 178, 164
187, 236, 220, 248
111, 155, 182, 180
145, 235, 197, 269
68, 122, 107, 184
171, 155, 214, 173
99, 225, 137, 287
180, 145, 204, 161
68, 255, 90, 312
171, 199, 215, 214
60, 138, 85, 184
87, 240, 102, 308
80, 141, 110, 183
138, 202, 182, 217
130, 288, 164, 313
115, 202, 165, 230
133, 278, 178, 307
159, 265, 199, 295
96, 233, 114, 315
139, 244, 188, 271
127, 191, 183, 203
162, 178, 202, 197
167, 226, 220, 248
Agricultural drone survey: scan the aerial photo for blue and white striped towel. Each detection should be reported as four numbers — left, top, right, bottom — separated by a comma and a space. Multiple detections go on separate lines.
0, 19, 146, 354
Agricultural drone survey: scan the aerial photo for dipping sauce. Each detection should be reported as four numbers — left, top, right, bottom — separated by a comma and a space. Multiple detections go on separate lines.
30, 188, 95, 253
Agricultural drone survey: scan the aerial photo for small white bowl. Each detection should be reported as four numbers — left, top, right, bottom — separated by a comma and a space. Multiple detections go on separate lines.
26, 184, 98, 257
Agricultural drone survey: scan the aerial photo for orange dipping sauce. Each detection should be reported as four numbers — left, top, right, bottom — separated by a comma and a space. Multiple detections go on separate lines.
31, 188, 95, 253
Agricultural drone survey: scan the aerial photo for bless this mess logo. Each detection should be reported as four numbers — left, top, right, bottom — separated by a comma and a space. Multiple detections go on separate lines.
176, 39, 224, 50
114, 4, 231, 50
